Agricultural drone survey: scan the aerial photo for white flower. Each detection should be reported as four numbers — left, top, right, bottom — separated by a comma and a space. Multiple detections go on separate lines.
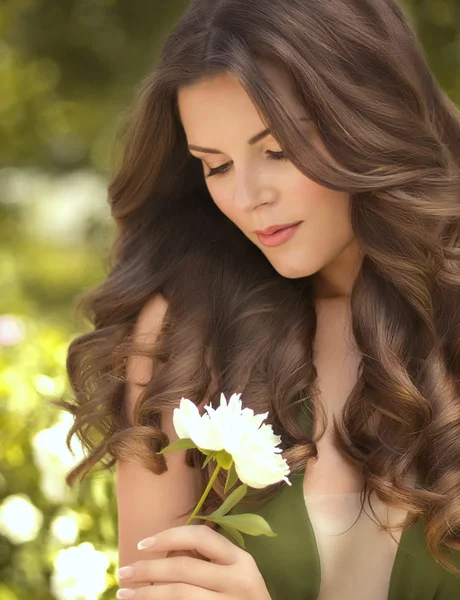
0, 494, 43, 544
31, 412, 86, 503
173, 393, 291, 489
49, 509, 80, 546
0, 314, 25, 346
50, 542, 109, 600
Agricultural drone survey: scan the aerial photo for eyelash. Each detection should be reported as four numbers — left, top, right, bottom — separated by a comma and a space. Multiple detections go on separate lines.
205, 151, 287, 178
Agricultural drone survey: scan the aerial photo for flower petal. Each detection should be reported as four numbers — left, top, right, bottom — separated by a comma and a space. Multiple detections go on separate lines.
233, 452, 291, 488
172, 398, 204, 439
190, 414, 223, 451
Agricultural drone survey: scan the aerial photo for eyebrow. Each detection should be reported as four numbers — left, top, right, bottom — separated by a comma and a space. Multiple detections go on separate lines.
187, 117, 311, 154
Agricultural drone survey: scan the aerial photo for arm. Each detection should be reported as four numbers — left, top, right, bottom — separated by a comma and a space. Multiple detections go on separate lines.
116, 294, 202, 588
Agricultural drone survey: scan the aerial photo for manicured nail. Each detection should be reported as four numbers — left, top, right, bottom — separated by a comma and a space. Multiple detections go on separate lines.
138, 536, 156, 549
117, 566, 134, 579
116, 589, 136, 599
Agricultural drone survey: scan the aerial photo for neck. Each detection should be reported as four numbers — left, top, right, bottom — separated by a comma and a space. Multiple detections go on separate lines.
312, 239, 363, 300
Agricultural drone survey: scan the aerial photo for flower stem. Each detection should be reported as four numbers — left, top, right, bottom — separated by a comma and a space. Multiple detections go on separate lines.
186, 463, 222, 525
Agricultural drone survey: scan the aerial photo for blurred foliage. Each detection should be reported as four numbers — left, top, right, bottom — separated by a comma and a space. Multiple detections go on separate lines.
1, 0, 189, 172
0, 316, 119, 599
0, 0, 459, 598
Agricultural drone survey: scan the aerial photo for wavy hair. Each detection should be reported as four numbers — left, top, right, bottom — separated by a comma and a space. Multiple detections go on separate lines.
56, 0, 460, 572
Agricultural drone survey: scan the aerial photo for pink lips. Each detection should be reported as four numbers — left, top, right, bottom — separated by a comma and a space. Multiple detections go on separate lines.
255, 222, 302, 247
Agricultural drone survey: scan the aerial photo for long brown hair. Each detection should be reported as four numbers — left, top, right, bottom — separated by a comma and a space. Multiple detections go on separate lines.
56, 0, 460, 572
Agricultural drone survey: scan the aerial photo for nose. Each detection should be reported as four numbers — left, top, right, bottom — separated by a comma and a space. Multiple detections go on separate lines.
232, 171, 278, 212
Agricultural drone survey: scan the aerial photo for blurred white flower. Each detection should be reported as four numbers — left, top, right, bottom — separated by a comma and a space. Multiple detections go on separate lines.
49, 509, 80, 546
0, 314, 26, 346
50, 542, 110, 600
32, 412, 86, 503
0, 167, 110, 245
173, 393, 291, 489
34, 373, 65, 397
0, 494, 43, 544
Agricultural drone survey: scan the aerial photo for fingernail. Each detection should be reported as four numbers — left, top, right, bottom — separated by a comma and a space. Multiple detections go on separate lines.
116, 589, 136, 599
138, 536, 156, 549
117, 566, 134, 579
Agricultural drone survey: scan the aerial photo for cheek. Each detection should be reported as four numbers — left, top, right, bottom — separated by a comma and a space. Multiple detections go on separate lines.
293, 177, 354, 256
208, 187, 237, 221
293, 173, 351, 224
212, 193, 229, 215
291, 172, 331, 206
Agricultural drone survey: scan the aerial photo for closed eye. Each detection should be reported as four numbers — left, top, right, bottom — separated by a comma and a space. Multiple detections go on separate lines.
205, 150, 287, 179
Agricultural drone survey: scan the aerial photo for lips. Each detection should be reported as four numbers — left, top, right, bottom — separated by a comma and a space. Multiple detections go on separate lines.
254, 222, 302, 235
255, 222, 302, 247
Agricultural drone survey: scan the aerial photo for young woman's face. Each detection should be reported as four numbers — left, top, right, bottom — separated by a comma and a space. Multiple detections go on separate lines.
177, 66, 357, 281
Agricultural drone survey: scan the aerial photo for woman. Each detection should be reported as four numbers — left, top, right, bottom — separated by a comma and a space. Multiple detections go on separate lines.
61, 0, 460, 598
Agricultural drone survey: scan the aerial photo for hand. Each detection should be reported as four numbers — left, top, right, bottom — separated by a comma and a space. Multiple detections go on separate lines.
116, 524, 272, 599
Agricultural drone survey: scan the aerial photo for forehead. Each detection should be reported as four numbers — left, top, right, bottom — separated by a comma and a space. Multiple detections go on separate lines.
177, 74, 260, 132
177, 63, 303, 131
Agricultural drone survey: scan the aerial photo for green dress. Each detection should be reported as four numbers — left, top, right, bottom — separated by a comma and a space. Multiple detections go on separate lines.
215, 405, 460, 599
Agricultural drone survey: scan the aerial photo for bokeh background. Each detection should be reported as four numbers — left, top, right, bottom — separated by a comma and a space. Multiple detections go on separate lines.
0, 1, 459, 598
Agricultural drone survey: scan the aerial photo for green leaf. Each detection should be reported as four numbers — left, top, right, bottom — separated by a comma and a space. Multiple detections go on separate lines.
209, 484, 248, 518
224, 461, 239, 494
156, 438, 196, 454
205, 513, 278, 537
197, 447, 213, 455
201, 451, 217, 469
218, 523, 246, 548
191, 516, 246, 548
216, 449, 233, 469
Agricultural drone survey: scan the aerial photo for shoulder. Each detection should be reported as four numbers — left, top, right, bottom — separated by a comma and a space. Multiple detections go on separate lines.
134, 293, 169, 336
125, 292, 170, 407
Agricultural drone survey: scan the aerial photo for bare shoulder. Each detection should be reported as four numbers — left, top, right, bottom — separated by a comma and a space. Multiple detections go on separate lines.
135, 293, 169, 332
125, 292, 169, 394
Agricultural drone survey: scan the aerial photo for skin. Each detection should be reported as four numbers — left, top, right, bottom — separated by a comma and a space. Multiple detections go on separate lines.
177, 64, 363, 296
117, 66, 370, 598
116, 525, 272, 599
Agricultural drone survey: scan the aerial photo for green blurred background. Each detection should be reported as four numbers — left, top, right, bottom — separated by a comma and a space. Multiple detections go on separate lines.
0, 1, 458, 598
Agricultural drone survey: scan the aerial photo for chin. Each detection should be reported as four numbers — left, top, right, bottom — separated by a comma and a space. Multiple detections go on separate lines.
271, 260, 320, 279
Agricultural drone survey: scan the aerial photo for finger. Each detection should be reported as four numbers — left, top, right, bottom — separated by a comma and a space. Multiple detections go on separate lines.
120, 556, 227, 592
138, 524, 243, 565
165, 548, 210, 561
117, 582, 219, 600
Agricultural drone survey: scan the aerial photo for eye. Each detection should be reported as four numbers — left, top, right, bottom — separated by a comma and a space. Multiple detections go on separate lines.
205, 150, 287, 179
266, 151, 287, 162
